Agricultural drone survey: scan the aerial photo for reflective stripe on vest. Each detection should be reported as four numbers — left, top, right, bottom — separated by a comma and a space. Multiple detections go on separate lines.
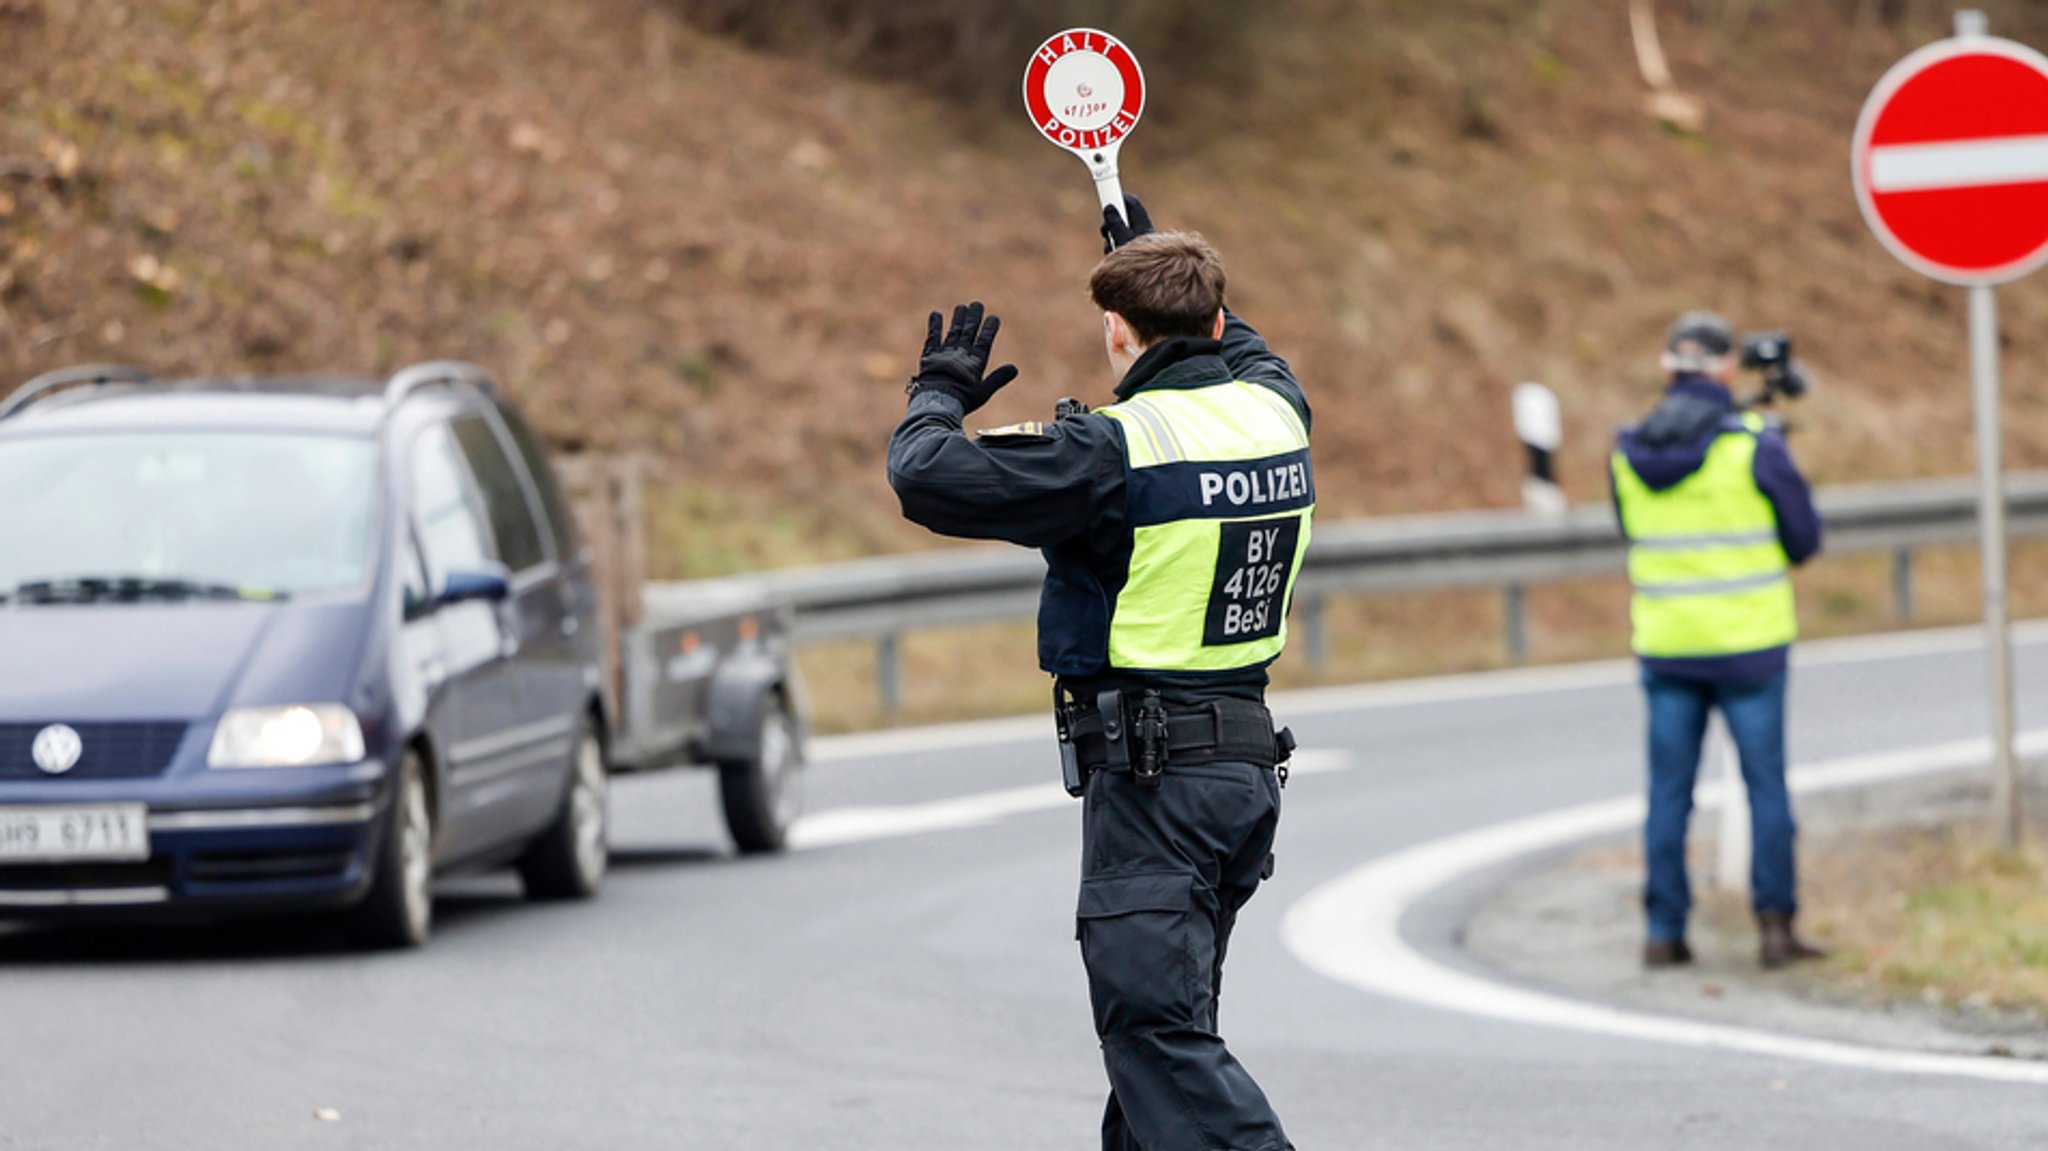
1098, 382, 1315, 673
1611, 413, 1797, 659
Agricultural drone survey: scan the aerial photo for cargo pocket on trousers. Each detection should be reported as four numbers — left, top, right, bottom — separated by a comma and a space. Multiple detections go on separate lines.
1075, 871, 1203, 1037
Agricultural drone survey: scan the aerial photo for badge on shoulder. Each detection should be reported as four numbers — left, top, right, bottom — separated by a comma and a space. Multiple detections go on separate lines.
976, 420, 1054, 444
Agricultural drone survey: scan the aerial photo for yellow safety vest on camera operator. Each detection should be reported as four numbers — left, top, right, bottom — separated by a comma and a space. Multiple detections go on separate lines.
1093, 381, 1315, 673
1611, 413, 1796, 658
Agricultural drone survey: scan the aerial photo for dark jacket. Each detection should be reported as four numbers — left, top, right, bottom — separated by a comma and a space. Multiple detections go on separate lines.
1612, 375, 1823, 683
888, 312, 1309, 703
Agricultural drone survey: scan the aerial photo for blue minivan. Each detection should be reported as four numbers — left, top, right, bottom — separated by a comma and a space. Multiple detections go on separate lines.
0, 362, 610, 947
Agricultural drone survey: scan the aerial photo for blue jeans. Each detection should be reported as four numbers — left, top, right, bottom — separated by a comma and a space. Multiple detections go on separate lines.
1641, 668, 1797, 941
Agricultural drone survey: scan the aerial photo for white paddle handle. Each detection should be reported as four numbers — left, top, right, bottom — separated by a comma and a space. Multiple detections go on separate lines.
1081, 141, 1126, 223
1096, 171, 1126, 222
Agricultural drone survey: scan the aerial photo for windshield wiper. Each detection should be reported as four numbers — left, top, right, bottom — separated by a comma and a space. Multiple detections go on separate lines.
12, 576, 286, 604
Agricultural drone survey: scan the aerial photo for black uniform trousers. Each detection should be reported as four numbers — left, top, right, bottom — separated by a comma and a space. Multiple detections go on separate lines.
1077, 757, 1292, 1151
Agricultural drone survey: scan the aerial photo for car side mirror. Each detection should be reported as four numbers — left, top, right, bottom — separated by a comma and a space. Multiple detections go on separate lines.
437, 565, 511, 607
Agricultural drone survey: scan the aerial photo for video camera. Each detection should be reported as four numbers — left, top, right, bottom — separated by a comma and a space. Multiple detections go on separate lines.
1738, 331, 1810, 407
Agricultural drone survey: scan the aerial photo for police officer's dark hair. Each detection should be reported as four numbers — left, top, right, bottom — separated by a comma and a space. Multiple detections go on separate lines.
1089, 232, 1227, 346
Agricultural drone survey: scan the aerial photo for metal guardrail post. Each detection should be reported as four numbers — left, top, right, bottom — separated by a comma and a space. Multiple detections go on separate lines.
1892, 546, 1915, 625
1300, 593, 1328, 673
1503, 582, 1528, 664
877, 632, 903, 716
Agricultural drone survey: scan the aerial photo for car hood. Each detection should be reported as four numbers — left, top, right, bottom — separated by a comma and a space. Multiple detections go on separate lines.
0, 600, 373, 721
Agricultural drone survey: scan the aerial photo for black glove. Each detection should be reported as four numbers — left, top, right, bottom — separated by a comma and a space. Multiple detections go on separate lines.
907, 301, 1018, 415
1100, 194, 1156, 253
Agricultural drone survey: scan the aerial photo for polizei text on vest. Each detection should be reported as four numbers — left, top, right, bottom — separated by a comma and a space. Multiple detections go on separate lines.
1198, 461, 1312, 510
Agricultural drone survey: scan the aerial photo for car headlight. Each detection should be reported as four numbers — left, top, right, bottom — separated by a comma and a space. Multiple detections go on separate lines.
208, 704, 366, 769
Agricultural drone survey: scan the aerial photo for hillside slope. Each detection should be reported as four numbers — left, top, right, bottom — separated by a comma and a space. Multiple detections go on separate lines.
5, 0, 2048, 576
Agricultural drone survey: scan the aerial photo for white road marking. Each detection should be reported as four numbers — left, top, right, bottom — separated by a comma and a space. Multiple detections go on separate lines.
790, 750, 1352, 850
814, 713, 1047, 763
1870, 134, 2048, 193
811, 619, 2048, 762
790, 782, 1065, 850
1281, 730, 2048, 1085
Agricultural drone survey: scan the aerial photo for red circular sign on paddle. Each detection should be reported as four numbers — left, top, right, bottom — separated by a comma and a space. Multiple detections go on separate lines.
1854, 35, 2048, 285
1023, 28, 1145, 156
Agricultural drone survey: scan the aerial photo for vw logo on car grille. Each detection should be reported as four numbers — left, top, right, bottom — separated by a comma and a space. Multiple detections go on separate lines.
30, 724, 83, 775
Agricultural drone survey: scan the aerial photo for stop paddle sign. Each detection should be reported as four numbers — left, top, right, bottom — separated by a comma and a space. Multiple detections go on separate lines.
1023, 28, 1147, 223
1853, 33, 2048, 285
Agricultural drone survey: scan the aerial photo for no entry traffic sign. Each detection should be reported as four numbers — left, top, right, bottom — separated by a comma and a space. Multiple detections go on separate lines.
1853, 32, 2048, 285
1023, 28, 1147, 222
1852, 13, 2037, 848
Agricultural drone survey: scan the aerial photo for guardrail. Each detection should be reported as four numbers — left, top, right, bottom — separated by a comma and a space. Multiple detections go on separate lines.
643, 473, 2048, 713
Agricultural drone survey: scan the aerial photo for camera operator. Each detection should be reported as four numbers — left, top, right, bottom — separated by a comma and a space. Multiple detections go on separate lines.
1610, 311, 1826, 971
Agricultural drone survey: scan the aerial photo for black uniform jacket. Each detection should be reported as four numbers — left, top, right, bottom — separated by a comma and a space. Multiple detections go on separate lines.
887, 311, 1310, 704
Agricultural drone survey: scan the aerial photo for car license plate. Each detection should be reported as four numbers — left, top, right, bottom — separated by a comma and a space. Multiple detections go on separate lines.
0, 806, 149, 863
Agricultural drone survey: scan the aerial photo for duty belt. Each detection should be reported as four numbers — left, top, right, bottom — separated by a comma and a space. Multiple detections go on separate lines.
1054, 685, 1296, 797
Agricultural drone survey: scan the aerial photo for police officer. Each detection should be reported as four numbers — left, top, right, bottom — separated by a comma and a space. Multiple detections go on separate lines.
1612, 311, 1826, 970
889, 196, 1306, 1151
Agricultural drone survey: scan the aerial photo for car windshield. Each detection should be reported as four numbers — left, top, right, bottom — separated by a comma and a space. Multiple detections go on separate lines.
0, 431, 379, 599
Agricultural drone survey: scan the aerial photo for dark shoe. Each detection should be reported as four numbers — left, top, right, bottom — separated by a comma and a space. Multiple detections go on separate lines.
1643, 937, 1694, 968
1758, 912, 1828, 969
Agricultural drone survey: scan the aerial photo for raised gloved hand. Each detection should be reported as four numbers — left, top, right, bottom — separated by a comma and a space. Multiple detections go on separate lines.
1100, 193, 1157, 253
907, 301, 1018, 415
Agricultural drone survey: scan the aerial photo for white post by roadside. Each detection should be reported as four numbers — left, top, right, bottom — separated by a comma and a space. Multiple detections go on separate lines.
1512, 382, 1567, 517
1713, 720, 1751, 894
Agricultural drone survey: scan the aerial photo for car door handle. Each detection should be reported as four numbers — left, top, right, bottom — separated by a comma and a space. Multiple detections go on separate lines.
561, 616, 579, 638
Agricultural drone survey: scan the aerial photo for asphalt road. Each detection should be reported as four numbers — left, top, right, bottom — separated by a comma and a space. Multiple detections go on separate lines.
1, 626, 2045, 1150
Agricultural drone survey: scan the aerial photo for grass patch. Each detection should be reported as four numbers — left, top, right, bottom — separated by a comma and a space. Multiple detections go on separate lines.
1800, 829, 2048, 1014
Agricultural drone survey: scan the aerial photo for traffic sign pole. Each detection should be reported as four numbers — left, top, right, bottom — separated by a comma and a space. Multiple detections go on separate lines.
1852, 9, 2040, 848
1969, 280, 2022, 848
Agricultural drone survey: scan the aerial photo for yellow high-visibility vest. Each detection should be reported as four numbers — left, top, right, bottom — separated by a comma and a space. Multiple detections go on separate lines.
1611, 413, 1797, 658
1095, 381, 1315, 672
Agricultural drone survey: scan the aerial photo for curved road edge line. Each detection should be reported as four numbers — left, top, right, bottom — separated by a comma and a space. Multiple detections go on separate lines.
1280, 730, 2048, 1085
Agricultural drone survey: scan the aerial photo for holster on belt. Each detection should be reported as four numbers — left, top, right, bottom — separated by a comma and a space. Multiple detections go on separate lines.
1131, 691, 1169, 788
1061, 686, 1288, 783
1054, 683, 1137, 797
1095, 689, 1131, 776
1054, 684, 1085, 797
